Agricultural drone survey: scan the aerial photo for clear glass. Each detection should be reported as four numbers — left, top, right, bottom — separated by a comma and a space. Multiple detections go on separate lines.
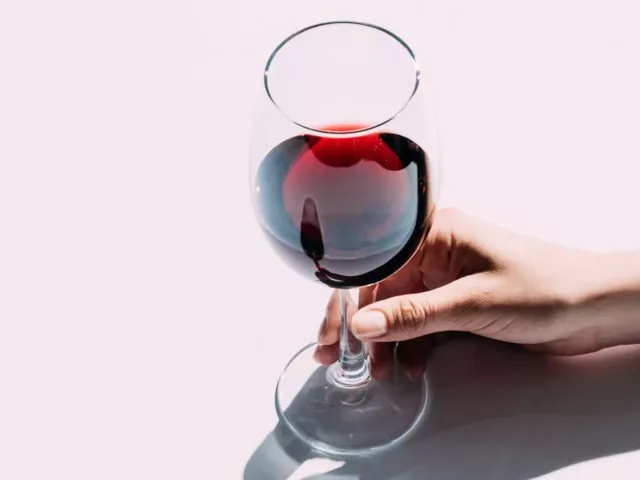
249, 21, 440, 457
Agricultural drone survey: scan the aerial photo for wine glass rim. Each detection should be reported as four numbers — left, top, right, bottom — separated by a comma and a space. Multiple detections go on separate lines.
263, 21, 421, 136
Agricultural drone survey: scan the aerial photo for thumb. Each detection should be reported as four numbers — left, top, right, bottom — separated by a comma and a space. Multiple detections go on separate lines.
351, 274, 492, 342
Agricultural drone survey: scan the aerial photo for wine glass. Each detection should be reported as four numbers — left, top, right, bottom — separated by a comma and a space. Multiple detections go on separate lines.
249, 21, 440, 457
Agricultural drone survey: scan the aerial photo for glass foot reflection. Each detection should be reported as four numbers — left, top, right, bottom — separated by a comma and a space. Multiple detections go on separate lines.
275, 343, 429, 457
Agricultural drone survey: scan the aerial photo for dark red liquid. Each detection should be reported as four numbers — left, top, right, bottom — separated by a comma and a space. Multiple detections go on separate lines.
254, 128, 432, 288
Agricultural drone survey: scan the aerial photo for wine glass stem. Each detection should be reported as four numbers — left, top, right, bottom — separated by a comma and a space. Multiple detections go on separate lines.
328, 288, 371, 388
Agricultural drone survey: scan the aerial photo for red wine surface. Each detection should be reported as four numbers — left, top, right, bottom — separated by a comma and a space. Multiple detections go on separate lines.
254, 127, 431, 288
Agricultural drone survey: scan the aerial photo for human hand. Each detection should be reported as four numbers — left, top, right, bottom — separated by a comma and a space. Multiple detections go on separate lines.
314, 208, 640, 379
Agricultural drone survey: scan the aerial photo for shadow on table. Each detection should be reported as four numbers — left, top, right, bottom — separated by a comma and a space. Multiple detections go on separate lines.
244, 336, 640, 480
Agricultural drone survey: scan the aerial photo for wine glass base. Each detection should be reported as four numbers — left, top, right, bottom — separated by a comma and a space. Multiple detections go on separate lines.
275, 343, 429, 458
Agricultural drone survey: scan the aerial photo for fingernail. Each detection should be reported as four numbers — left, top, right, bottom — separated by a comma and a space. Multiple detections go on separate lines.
352, 311, 387, 338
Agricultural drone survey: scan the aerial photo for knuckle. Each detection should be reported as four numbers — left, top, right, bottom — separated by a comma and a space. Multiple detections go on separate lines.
395, 297, 428, 334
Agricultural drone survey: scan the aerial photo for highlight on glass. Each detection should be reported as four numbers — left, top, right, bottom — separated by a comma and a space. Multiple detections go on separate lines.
249, 21, 440, 457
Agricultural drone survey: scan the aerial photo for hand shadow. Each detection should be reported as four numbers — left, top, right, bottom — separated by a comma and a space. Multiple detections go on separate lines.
244, 335, 640, 480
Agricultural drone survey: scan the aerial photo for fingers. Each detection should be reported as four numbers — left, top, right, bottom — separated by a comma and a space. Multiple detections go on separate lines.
316, 284, 462, 376
317, 286, 377, 346
313, 342, 339, 365
315, 286, 387, 371
317, 290, 342, 346
359, 284, 377, 309
315, 287, 367, 364
397, 337, 432, 381
314, 290, 341, 364
315, 337, 435, 380
374, 335, 453, 381
314, 287, 457, 378
351, 274, 494, 342
368, 342, 393, 380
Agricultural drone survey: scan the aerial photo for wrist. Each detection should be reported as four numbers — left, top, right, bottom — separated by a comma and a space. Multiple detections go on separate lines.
575, 251, 640, 349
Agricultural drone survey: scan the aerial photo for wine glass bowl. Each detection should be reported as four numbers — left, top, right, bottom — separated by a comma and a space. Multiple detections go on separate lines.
250, 21, 439, 457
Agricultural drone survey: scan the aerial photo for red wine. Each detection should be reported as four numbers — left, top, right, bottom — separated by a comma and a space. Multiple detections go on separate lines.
254, 128, 432, 288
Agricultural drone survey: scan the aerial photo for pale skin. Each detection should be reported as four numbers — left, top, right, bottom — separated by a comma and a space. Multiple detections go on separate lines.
314, 208, 640, 380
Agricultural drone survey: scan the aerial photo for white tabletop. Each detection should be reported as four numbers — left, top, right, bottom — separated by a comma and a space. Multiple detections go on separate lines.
2, 1, 640, 479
